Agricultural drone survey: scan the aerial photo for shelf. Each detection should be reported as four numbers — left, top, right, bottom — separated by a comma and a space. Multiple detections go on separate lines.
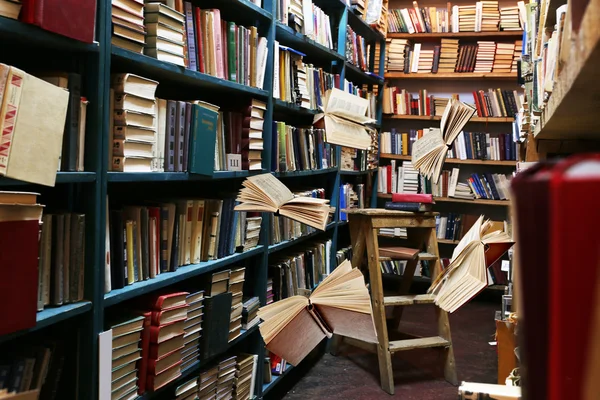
377, 194, 510, 206
0, 16, 100, 53
386, 31, 524, 40
262, 364, 294, 396
339, 169, 373, 175
111, 46, 269, 98
532, 0, 600, 139
140, 325, 259, 400
383, 114, 514, 123
347, 8, 384, 41
344, 62, 384, 85
268, 222, 336, 254
379, 154, 517, 166
107, 170, 260, 182
0, 172, 96, 186
273, 99, 319, 117
438, 239, 460, 245
200, 0, 272, 22
274, 22, 343, 64
0, 302, 92, 344
384, 72, 517, 80
104, 246, 264, 307
273, 167, 337, 178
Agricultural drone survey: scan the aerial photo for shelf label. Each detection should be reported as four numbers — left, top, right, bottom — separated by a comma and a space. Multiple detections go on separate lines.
226, 154, 242, 171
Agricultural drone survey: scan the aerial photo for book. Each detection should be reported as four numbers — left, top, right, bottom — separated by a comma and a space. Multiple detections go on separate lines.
428, 215, 513, 312
411, 98, 476, 183
234, 173, 330, 231
257, 260, 376, 366
458, 382, 521, 399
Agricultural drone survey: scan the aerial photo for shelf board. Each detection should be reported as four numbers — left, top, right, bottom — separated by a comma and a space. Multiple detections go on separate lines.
386, 31, 524, 40
384, 72, 517, 80
0, 172, 96, 186
268, 222, 336, 254
274, 22, 343, 64
104, 246, 264, 307
111, 46, 269, 98
379, 154, 517, 166
377, 193, 510, 206
0, 301, 92, 344
273, 99, 319, 117
107, 170, 261, 183
347, 8, 385, 41
273, 167, 338, 178
0, 16, 100, 53
262, 364, 294, 396
383, 114, 514, 123
344, 62, 384, 85
201, 0, 272, 21
339, 169, 373, 175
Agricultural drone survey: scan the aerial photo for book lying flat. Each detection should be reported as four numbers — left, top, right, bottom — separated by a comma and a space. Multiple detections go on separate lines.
411, 98, 476, 183
257, 260, 377, 366
428, 215, 513, 313
234, 173, 330, 231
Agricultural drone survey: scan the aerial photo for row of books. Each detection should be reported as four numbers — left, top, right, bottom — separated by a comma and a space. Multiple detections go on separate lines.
106, 199, 261, 292
269, 238, 333, 302
112, 1, 268, 89
343, 85, 377, 120
269, 188, 327, 245
386, 1, 525, 33
273, 43, 337, 110
432, 167, 511, 201
378, 259, 428, 278
271, 124, 336, 173
386, 38, 520, 74
345, 26, 371, 72
340, 147, 370, 172
276, 0, 334, 50
339, 182, 366, 221
435, 213, 507, 242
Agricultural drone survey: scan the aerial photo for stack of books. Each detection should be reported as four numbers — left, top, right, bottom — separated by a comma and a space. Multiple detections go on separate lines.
474, 41, 496, 73
287, 0, 304, 32
233, 354, 258, 400
512, 40, 522, 72
206, 269, 230, 297
386, 39, 410, 72
457, 5, 477, 32
182, 290, 204, 370
417, 49, 434, 73
499, 6, 522, 30
199, 365, 219, 399
241, 297, 260, 330
216, 356, 237, 399
110, 73, 159, 173
243, 99, 266, 171
110, 316, 144, 399
175, 376, 198, 400
144, 3, 186, 67
243, 216, 262, 251
453, 182, 475, 199
434, 97, 449, 116
229, 267, 246, 342
351, 0, 366, 16
439, 39, 459, 73
266, 278, 274, 305
111, 0, 146, 53
480, 1, 500, 31
492, 43, 515, 72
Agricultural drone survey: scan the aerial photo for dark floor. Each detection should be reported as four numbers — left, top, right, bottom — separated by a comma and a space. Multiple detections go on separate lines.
281, 300, 498, 400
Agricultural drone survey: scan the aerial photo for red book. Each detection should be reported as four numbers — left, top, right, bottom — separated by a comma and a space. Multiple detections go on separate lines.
194, 6, 205, 74
150, 292, 189, 311
20, 0, 97, 43
391, 193, 434, 204
472, 91, 483, 117
137, 312, 152, 395
150, 304, 188, 326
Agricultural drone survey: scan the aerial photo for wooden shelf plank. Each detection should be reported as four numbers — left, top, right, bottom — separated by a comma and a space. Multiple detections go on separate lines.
262, 364, 294, 396
387, 31, 524, 40
377, 193, 510, 206
379, 154, 517, 166
385, 72, 517, 80
344, 61, 384, 85
383, 114, 514, 123
0, 172, 96, 186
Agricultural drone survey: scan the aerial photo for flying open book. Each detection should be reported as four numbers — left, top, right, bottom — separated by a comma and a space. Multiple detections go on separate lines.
313, 88, 377, 150
411, 98, 476, 183
428, 215, 513, 313
233, 173, 330, 231
257, 260, 377, 366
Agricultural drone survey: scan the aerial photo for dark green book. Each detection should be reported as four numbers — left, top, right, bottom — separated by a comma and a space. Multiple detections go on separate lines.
189, 103, 218, 176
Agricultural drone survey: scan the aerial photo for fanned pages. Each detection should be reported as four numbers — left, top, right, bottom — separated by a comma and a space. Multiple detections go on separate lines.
411, 98, 476, 183
234, 173, 330, 230
313, 88, 377, 150
257, 260, 377, 365
428, 215, 513, 313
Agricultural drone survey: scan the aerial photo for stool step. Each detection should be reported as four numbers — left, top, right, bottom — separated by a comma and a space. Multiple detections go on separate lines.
379, 252, 438, 262
383, 294, 436, 306
388, 336, 450, 353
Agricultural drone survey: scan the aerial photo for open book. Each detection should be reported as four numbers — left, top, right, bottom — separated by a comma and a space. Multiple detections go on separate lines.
411, 98, 476, 183
313, 88, 377, 150
428, 215, 513, 313
233, 173, 330, 230
257, 260, 377, 366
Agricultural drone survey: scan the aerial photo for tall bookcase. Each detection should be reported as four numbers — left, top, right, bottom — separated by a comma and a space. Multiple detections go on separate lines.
0, 1, 385, 399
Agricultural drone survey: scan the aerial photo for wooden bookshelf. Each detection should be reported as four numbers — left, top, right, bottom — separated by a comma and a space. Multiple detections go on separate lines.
379, 153, 517, 166
377, 193, 510, 206
387, 31, 524, 40
385, 72, 518, 80
383, 114, 514, 123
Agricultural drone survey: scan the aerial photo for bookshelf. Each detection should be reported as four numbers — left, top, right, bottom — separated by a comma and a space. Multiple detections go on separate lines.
377, 193, 510, 206
380, 153, 518, 166
387, 31, 524, 39
384, 114, 514, 123
384, 72, 518, 79
0, 0, 385, 399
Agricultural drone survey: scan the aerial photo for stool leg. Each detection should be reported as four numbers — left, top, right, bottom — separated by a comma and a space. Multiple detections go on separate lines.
365, 223, 395, 395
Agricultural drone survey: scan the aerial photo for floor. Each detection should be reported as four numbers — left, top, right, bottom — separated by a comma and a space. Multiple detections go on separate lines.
281, 300, 498, 400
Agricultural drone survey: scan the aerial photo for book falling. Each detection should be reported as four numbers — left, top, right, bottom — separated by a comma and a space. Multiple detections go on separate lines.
234, 173, 330, 231
258, 260, 376, 366
428, 215, 513, 312
270, 187, 327, 245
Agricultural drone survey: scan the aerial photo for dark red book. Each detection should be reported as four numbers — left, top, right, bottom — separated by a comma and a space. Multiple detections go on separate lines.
136, 312, 152, 395
20, 0, 97, 43
391, 193, 434, 204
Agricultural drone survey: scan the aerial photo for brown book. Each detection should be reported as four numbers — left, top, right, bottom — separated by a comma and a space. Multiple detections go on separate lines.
379, 246, 420, 259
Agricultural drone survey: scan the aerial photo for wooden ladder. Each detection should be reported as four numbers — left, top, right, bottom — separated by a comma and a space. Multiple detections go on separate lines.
334, 209, 458, 395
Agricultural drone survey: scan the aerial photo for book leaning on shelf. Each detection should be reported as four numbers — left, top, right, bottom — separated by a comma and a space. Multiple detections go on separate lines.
234, 173, 330, 231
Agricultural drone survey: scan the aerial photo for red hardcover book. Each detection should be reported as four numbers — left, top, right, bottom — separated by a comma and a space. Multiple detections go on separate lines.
20, 0, 97, 43
150, 292, 189, 311
194, 6, 205, 74
391, 193, 434, 204
472, 91, 483, 117
150, 304, 188, 326
136, 312, 152, 395
0, 205, 43, 336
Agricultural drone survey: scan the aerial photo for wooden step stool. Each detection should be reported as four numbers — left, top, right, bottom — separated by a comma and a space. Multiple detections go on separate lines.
334, 209, 458, 395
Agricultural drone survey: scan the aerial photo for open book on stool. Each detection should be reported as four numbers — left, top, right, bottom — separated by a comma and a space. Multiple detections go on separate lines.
257, 260, 377, 366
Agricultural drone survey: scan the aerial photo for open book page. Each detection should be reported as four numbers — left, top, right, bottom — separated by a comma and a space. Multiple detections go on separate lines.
278, 203, 329, 230
320, 115, 372, 150
442, 99, 476, 144
257, 296, 308, 344
312, 259, 353, 296
310, 269, 372, 313
234, 173, 294, 212
412, 128, 447, 183
320, 88, 373, 124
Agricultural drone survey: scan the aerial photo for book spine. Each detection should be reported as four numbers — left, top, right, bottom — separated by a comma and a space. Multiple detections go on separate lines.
184, 2, 197, 71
